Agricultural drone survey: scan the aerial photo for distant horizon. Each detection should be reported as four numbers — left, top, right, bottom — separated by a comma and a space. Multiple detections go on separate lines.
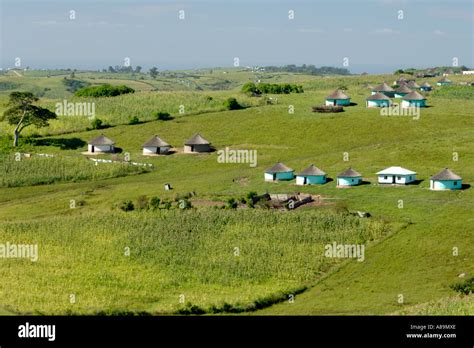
2, 63, 471, 75
1, 0, 472, 74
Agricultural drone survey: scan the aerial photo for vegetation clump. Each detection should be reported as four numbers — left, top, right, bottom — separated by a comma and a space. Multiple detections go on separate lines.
75, 84, 135, 97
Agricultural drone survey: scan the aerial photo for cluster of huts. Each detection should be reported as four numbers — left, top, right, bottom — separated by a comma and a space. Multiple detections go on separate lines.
264, 163, 463, 191
87, 133, 212, 155
325, 76, 455, 109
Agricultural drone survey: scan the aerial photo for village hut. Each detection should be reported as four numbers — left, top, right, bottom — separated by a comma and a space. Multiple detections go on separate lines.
420, 82, 432, 91
325, 90, 351, 106
401, 91, 426, 108
87, 134, 115, 153
184, 133, 211, 153
372, 82, 395, 97
142, 135, 171, 155
337, 168, 362, 186
296, 164, 327, 185
394, 85, 413, 98
366, 93, 391, 107
376, 166, 416, 185
406, 81, 421, 89
264, 162, 294, 181
430, 168, 462, 190
437, 77, 452, 86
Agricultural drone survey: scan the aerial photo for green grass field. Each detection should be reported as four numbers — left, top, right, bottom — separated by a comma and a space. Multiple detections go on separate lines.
0, 70, 473, 315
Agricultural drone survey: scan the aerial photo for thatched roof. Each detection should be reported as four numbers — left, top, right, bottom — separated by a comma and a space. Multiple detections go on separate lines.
88, 134, 114, 146
373, 82, 394, 92
402, 91, 426, 100
430, 168, 462, 181
367, 92, 390, 100
395, 85, 413, 93
407, 81, 420, 88
142, 135, 170, 148
338, 167, 362, 177
438, 77, 452, 83
265, 162, 293, 173
326, 89, 350, 100
298, 164, 326, 176
185, 133, 210, 145
421, 82, 431, 87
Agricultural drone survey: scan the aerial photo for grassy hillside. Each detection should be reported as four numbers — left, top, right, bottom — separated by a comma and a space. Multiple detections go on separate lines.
0, 70, 473, 315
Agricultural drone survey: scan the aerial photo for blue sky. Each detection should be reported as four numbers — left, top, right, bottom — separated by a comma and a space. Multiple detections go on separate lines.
1, 0, 473, 73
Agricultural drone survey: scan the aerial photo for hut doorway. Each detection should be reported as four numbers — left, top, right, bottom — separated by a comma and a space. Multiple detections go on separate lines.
273, 173, 276, 181
91, 146, 95, 153
303, 177, 307, 185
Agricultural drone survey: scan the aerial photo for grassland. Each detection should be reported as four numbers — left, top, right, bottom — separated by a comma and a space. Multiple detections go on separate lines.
0, 209, 387, 314
0, 69, 473, 315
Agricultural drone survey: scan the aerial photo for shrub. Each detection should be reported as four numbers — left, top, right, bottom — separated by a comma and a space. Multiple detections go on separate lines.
161, 200, 172, 210
91, 118, 103, 130
450, 277, 474, 295
128, 116, 140, 125
149, 196, 161, 210
120, 200, 135, 212
154, 111, 172, 121
205, 96, 213, 102
241, 82, 260, 96
226, 198, 238, 209
75, 84, 135, 97
224, 97, 243, 110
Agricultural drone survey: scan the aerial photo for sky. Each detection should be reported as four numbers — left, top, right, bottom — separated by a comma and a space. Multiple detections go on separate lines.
0, 0, 473, 73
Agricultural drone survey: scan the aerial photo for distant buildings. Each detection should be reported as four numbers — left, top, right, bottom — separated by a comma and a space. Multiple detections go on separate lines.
401, 91, 427, 108
430, 168, 462, 190
394, 85, 413, 98
437, 77, 452, 86
372, 82, 395, 97
420, 82, 432, 91
376, 166, 417, 185
325, 90, 351, 106
366, 93, 391, 107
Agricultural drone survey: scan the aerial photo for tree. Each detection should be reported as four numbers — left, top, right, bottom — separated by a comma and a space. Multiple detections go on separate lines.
135, 66, 142, 74
1, 92, 56, 147
149, 67, 159, 79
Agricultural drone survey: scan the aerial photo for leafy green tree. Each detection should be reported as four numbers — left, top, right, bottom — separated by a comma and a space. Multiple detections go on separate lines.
1, 92, 56, 147
149, 67, 159, 79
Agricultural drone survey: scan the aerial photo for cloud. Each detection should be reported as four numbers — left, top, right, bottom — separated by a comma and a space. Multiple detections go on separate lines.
343, 28, 353, 32
433, 29, 446, 36
373, 28, 400, 35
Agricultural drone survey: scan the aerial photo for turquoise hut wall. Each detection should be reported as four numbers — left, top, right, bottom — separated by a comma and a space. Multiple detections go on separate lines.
337, 177, 362, 186
367, 100, 390, 107
325, 99, 350, 106
430, 179, 462, 190
264, 171, 294, 181
296, 175, 326, 185
401, 99, 426, 107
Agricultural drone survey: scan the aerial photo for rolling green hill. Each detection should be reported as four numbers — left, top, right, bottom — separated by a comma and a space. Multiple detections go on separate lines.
0, 70, 473, 315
